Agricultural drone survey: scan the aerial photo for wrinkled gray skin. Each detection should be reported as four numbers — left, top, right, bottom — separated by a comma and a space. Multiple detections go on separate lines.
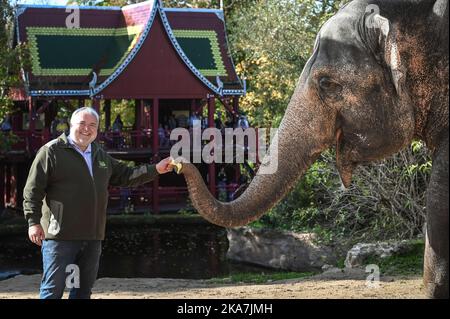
180, 0, 449, 298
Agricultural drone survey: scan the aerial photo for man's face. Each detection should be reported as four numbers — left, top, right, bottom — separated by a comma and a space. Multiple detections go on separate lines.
70, 112, 98, 149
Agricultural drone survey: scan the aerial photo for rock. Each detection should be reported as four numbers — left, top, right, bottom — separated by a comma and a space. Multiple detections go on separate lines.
321, 264, 334, 271
344, 240, 415, 268
322, 266, 344, 275
226, 227, 337, 271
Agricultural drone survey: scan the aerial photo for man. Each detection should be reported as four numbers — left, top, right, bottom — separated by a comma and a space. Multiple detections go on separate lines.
23, 107, 175, 299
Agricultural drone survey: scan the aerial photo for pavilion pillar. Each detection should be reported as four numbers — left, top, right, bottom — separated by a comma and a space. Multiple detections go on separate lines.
135, 99, 143, 148
152, 98, 159, 155
232, 96, 241, 184
11, 105, 21, 131
10, 164, 17, 207
144, 101, 151, 130
104, 99, 111, 131
199, 101, 205, 118
16, 163, 27, 211
233, 96, 239, 122
28, 97, 36, 152
207, 95, 216, 197
4, 164, 11, 206
92, 98, 100, 114
190, 99, 196, 115
152, 98, 160, 214
92, 99, 101, 143
44, 100, 53, 129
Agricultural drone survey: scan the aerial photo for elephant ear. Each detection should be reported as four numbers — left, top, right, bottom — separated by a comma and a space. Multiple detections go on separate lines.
363, 5, 404, 95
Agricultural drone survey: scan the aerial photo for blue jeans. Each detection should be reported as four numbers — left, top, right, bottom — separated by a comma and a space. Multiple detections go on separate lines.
40, 240, 102, 299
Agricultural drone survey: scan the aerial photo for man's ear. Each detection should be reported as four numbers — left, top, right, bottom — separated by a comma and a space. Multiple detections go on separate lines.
364, 5, 404, 95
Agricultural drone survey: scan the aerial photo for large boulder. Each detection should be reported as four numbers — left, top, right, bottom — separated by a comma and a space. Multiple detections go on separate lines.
226, 227, 337, 271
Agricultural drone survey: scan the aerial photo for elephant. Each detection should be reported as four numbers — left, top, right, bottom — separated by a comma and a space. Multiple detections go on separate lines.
177, 0, 449, 298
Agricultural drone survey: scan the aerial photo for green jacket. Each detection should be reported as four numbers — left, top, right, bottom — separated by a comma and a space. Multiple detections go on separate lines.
23, 134, 159, 240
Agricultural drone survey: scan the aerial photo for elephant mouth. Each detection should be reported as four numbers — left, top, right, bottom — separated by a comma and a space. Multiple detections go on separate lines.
335, 128, 357, 188
337, 161, 356, 188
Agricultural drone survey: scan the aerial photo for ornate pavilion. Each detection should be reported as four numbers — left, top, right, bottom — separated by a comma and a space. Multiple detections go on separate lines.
1, 0, 246, 214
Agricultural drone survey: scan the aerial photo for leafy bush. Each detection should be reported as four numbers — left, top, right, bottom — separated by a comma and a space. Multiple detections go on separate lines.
254, 141, 431, 248
0, 131, 20, 153
364, 240, 425, 276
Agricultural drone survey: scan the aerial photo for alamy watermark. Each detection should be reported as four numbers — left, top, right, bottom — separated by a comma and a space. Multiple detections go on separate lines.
365, 264, 380, 289
65, 2, 80, 29
169, 121, 279, 175
65, 264, 80, 289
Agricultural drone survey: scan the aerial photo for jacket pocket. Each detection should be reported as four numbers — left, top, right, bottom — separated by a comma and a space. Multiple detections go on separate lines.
48, 200, 63, 236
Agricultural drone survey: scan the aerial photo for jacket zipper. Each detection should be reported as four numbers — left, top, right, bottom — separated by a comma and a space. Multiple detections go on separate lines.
69, 146, 98, 238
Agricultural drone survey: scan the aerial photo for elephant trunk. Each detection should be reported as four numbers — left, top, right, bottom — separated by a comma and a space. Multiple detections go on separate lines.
179, 91, 334, 227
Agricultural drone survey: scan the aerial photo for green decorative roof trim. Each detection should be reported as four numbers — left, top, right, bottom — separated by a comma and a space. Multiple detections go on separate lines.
172, 29, 227, 77
27, 26, 142, 77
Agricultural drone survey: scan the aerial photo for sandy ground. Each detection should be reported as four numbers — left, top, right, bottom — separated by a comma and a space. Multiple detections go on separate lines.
0, 268, 426, 299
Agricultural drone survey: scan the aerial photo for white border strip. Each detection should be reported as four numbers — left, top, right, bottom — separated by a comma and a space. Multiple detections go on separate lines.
122, 0, 154, 11
162, 8, 223, 14
15, 4, 121, 11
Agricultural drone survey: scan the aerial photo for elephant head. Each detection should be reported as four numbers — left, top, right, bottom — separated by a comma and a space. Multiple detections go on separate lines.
180, 0, 422, 227
179, 0, 449, 298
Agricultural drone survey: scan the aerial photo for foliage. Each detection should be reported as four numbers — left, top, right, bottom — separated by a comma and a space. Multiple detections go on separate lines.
253, 142, 431, 247
88, 0, 249, 11
0, 0, 30, 120
107, 99, 135, 129
0, 0, 29, 152
84, 0, 128, 6
227, 0, 349, 127
0, 131, 20, 153
364, 240, 424, 276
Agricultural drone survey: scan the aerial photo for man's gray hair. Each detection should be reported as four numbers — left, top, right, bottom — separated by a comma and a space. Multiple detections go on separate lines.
70, 107, 100, 125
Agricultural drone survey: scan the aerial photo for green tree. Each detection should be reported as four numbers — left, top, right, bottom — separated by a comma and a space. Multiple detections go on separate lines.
1, 0, 30, 152
0, 0, 29, 119
1, 0, 30, 151
227, 0, 348, 127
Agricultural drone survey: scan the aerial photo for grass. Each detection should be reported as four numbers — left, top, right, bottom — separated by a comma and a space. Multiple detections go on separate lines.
364, 240, 425, 276
336, 257, 346, 269
208, 271, 316, 284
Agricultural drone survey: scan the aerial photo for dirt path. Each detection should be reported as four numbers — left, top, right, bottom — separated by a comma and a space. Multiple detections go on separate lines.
0, 269, 426, 299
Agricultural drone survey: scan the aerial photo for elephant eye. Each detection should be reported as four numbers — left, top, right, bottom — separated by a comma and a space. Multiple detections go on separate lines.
319, 77, 343, 95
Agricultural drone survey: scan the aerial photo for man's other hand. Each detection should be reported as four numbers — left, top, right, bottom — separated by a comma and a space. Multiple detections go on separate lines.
29, 224, 45, 246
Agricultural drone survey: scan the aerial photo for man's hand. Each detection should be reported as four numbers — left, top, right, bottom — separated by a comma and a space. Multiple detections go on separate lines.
156, 156, 175, 174
28, 224, 45, 246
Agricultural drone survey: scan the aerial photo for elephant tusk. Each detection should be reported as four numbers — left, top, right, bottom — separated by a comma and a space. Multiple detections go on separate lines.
335, 128, 342, 161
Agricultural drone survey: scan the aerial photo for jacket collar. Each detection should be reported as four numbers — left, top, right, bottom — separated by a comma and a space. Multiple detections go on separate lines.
58, 133, 99, 154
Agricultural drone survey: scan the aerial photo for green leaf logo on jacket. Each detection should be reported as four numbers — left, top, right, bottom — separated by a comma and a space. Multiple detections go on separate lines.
98, 161, 107, 169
